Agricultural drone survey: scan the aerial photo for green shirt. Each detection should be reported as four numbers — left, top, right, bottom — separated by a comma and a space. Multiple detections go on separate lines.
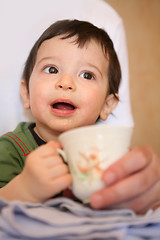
0, 122, 38, 187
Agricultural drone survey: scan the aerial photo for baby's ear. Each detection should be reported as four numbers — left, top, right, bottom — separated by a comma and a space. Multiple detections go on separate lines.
100, 94, 119, 121
20, 81, 30, 109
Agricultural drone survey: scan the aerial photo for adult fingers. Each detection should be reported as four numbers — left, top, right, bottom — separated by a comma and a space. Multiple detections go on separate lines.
104, 181, 160, 213
90, 155, 160, 210
103, 146, 154, 186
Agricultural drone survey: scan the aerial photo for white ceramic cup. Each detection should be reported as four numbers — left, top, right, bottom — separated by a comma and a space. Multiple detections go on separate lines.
58, 125, 133, 203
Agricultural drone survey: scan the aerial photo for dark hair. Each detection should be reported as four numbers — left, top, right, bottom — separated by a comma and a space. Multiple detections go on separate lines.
22, 19, 121, 99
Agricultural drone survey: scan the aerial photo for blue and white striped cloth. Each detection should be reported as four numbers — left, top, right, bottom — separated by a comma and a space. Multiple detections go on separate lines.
0, 197, 160, 240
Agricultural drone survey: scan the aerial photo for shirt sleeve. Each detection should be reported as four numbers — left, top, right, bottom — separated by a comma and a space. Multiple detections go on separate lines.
0, 137, 24, 187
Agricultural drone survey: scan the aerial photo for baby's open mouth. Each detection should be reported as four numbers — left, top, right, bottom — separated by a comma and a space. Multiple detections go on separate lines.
52, 102, 75, 110
51, 99, 77, 113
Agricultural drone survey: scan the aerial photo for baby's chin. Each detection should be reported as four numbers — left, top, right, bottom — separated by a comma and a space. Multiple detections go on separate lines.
49, 118, 96, 135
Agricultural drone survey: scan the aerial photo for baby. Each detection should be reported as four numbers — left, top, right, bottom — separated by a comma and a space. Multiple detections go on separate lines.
0, 19, 120, 203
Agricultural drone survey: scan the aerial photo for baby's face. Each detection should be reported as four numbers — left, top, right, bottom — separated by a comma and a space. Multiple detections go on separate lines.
24, 36, 113, 139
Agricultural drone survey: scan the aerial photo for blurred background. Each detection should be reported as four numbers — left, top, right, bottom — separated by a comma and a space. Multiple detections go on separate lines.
106, 0, 160, 155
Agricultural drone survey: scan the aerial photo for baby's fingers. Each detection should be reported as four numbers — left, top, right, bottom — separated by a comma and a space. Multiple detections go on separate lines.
34, 141, 62, 158
51, 163, 69, 179
51, 174, 72, 195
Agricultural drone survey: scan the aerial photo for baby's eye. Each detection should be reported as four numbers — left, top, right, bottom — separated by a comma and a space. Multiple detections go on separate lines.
80, 71, 94, 80
44, 66, 58, 74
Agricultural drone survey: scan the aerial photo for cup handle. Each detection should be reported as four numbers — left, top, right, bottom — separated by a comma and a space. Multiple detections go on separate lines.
57, 148, 72, 190
57, 148, 68, 164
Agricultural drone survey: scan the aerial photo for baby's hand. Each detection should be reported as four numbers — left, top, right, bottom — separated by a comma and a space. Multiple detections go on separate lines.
20, 141, 72, 203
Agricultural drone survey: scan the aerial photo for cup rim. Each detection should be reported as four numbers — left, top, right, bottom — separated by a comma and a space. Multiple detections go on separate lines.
58, 124, 133, 140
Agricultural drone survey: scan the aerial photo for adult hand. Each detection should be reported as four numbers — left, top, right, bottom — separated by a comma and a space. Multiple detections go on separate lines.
90, 146, 160, 213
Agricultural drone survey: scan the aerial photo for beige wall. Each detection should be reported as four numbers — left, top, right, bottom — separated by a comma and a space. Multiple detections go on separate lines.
105, 0, 160, 155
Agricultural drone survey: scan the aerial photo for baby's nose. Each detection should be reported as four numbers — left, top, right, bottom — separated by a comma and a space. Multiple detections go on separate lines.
55, 75, 76, 91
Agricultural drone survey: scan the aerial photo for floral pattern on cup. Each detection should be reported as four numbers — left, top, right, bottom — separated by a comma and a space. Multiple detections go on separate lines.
75, 147, 104, 185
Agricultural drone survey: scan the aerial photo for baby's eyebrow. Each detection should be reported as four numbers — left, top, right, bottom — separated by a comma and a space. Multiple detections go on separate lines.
85, 62, 103, 77
35, 56, 58, 67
